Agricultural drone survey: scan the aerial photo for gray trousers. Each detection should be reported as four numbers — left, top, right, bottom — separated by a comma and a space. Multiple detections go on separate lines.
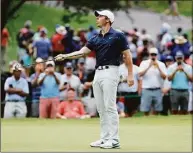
4, 102, 27, 118
93, 67, 119, 142
170, 89, 189, 111
140, 88, 163, 112
31, 102, 39, 117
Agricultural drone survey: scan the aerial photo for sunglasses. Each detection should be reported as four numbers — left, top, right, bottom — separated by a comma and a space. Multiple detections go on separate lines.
66, 67, 72, 70
46, 64, 53, 67
150, 53, 157, 56
176, 57, 183, 60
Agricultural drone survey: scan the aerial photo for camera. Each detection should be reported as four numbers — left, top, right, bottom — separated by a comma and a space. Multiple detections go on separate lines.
177, 61, 182, 65
9, 84, 13, 88
64, 82, 68, 85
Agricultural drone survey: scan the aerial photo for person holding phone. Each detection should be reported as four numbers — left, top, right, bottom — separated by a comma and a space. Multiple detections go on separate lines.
4, 63, 29, 118
139, 47, 167, 116
168, 51, 193, 115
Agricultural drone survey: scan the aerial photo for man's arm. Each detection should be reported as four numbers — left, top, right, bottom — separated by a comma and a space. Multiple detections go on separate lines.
157, 63, 167, 80
54, 46, 91, 61
122, 50, 134, 86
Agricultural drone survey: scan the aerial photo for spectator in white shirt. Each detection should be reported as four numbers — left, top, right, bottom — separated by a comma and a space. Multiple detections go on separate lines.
139, 47, 167, 116
59, 62, 83, 101
118, 56, 142, 117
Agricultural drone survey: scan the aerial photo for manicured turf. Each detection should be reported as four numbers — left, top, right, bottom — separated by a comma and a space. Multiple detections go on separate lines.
1, 115, 192, 152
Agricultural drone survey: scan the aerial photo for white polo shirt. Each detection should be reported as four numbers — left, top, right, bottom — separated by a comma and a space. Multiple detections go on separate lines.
139, 59, 167, 89
118, 64, 140, 92
59, 74, 84, 100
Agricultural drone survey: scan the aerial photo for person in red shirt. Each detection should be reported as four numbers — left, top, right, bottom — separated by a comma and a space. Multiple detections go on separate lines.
1, 27, 9, 70
56, 88, 90, 119
51, 25, 67, 73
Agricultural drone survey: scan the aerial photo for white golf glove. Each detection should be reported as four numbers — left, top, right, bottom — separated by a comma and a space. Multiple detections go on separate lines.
54, 54, 67, 61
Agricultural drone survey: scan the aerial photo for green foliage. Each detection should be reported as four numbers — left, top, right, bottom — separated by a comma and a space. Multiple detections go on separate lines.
137, 1, 192, 17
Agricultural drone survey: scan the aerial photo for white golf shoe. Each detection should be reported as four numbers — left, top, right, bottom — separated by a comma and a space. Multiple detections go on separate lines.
90, 140, 104, 147
100, 140, 120, 149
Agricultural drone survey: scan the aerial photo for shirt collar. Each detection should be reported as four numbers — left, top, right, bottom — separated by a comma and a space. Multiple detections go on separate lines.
12, 76, 21, 82
99, 27, 114, 36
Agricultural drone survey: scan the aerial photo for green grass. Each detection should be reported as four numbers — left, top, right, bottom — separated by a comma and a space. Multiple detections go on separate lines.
137, 1, 192, 17
4, 3, 96, 70
1, 115, 192, 152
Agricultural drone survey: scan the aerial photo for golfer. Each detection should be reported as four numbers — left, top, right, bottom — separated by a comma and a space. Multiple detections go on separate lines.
55, 10, 134, 149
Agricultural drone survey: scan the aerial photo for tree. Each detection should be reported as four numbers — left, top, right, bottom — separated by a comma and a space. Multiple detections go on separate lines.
1, 0, 26, 30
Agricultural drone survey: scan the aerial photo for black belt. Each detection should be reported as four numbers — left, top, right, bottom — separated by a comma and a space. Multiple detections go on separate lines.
96, 65, 109, 70
145, 88, 161, 90
6, 100, 24, 102
172, 89, 188, 92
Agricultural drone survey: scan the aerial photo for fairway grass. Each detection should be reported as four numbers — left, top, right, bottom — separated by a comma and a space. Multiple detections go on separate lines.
1, 115, 192, 152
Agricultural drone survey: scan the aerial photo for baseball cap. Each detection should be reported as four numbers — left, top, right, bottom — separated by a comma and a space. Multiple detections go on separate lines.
165, 55, 173, 61
12, 63, 23, 71
78, 58, 85, 64
65, 62, 73, 68
149, 48, 158, 54
94, 10, 114, 23
175, 51, 184, 58
35, 57, 44, 63
46, 60, 55, 67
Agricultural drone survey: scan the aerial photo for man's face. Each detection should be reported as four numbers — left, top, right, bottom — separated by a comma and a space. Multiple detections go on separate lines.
96, 15, 109, 27
165, 60, 173, 67
13, 70, 21, 79
176, 56, 183, 64
150, 53, 157, 60
67, 90, 75, 101
78, 63, 85, 70
65, 67, 73, 75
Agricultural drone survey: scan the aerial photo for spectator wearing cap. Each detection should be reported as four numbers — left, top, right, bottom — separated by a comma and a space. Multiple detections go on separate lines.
139, 48, 167, 115
59, 62, 83, 101
51, 25, 66, 74
1, 28, 10, 70
31, 28, 52, 60
4, 63, 29, 118
118, 56, 142, 117
167, 51, 193, 115
38, 61, 61, 118
171, 36, 191, 58
30, 58, 45, 117
161, 55, 174, 115
73, 58, 88, 84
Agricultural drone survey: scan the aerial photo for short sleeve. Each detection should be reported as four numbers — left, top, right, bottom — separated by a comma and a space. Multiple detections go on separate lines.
86, 36, 95, 51
22, 79, 29, 94
4, 78, 10, 91
185, 65, 192, 76
38, 73, 46, 82
118, 33, 129, 52
139, 61, 146, 73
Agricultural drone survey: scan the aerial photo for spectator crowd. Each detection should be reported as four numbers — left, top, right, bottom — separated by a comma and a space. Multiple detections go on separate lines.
1, 20, 193, 119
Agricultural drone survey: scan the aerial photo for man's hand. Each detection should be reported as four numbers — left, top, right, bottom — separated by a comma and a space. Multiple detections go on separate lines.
127, 74, 134, 87
177, 65, 184, 71
54, 54, 67, 61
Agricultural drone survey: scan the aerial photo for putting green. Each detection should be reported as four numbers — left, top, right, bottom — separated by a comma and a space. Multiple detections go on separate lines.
1, 115, 192, 152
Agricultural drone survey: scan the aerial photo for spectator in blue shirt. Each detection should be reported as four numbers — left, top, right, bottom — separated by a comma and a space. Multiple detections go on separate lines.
168, 51, 193, 114
4, 63, 29, 118
31, 28, 52, 60
38, 60, 61, 118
